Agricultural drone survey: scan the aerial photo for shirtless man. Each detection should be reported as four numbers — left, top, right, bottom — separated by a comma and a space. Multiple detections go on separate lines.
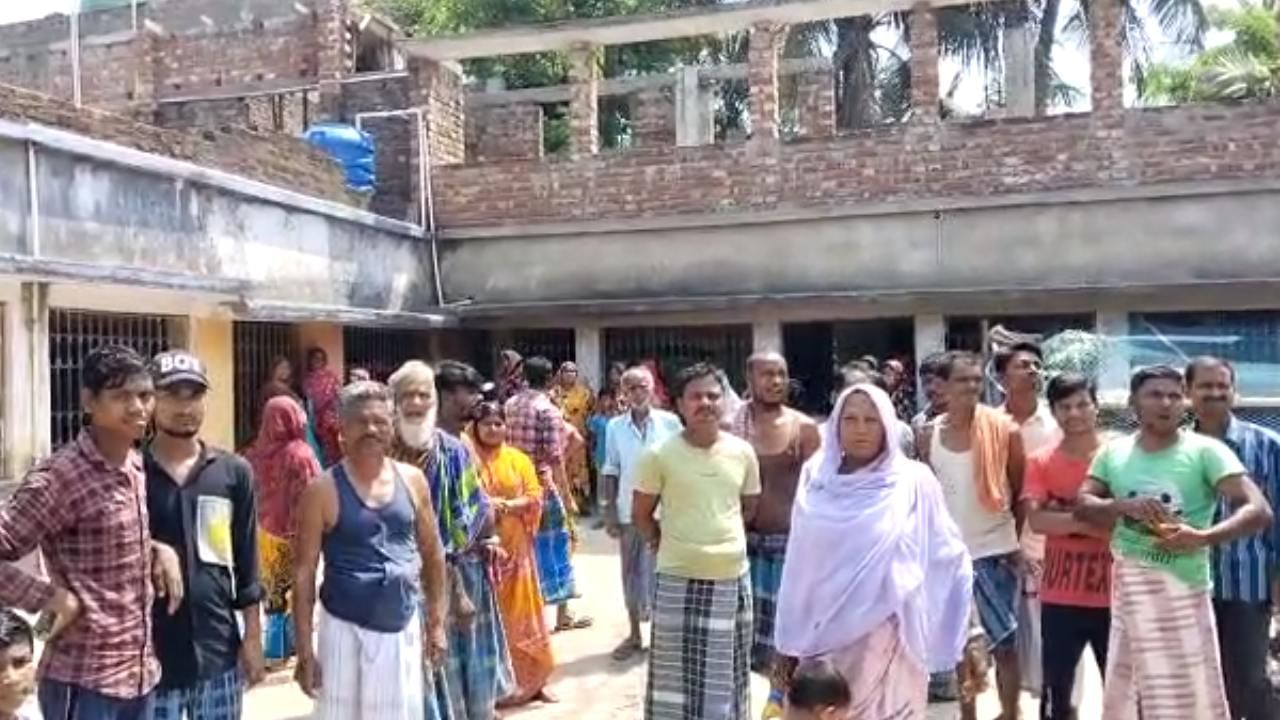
728, 352, 820, 718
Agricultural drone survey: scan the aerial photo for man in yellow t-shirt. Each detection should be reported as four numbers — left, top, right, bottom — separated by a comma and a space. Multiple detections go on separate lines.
633, 363, 761, 720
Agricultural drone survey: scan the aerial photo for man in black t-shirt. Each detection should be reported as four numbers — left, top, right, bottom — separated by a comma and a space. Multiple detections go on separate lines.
145, 351, 264, 719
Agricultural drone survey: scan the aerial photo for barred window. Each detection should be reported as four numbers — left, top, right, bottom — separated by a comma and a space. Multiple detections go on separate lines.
233, 321, 297, 449
604, 325, 753, 392
48, 309, 183, 450
1128, 311, 1280, 401
342, 326, 431, 383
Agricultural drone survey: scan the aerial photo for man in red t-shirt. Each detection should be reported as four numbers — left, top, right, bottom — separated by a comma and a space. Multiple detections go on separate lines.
1020, 373, 1113, 720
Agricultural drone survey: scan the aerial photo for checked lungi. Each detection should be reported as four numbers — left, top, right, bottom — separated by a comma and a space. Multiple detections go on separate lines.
973, 553, 1020, 651
152, 667, 243, 720
645, 572, 753, 720
746, 532, 788, 674
534, 487, 575, 605
620, 524, 656, 621
1101, 556, 1231, 720
442, 553, 517, 720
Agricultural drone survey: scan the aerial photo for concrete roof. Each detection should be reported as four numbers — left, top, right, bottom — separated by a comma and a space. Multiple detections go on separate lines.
400, 0, 971, 61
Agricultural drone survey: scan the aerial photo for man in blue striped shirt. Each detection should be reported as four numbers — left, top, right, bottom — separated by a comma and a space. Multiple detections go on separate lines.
1188, 356, 1280, 720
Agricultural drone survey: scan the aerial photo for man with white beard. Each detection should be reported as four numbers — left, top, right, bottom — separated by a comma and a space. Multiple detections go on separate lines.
389, 361, 514, 720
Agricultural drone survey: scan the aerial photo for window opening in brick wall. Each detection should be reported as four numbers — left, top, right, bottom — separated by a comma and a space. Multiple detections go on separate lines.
233, 321, 297, 450
605, 325, 753, 396
343, 326, 432, 384
49, 309, 182, 450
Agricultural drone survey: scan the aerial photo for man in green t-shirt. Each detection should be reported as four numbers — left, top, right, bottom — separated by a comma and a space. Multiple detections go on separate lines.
1076, 365, 1273, 720
633, 363, 761, 720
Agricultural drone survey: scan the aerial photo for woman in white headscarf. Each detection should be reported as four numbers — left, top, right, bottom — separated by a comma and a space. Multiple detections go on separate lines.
773, 384, 974, 718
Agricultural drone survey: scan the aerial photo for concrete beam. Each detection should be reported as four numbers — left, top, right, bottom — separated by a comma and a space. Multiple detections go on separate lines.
464, 58, 832, 108
230, 299, 454, 328
401, 0, 977, 61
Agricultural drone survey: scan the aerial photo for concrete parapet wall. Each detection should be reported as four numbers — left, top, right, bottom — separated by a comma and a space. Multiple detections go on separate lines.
0, 83, 350, 204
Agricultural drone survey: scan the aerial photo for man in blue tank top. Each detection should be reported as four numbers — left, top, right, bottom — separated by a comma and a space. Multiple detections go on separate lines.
389, 361, 514, 720
293, 381, 449, 720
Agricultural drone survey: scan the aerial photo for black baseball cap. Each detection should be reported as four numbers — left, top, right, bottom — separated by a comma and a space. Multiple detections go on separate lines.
150, 350, 210, 390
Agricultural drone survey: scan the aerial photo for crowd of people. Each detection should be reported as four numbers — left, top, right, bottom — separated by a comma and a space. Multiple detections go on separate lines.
0, 339, 1277, 720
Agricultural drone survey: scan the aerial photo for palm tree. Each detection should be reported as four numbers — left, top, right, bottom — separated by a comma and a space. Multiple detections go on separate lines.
1141, 0, 1279, 101
1056, 0, 1209, 106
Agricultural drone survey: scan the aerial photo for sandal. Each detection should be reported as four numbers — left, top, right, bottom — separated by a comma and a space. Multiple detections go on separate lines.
611, 638, 643, 661
554, 615, 594, 632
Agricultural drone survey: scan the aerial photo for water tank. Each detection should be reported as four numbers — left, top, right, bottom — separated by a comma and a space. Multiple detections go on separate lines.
303, 123, 376, 194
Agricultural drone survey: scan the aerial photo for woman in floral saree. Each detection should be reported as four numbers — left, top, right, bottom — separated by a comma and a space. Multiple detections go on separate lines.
470, 401, 556, 706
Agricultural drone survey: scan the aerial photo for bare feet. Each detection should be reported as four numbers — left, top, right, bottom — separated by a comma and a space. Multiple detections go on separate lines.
535, 688, 559, 703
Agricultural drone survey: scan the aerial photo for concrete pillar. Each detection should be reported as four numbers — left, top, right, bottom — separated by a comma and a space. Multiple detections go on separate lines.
752, 320, 784, 355
1096, 310, 1131, 405
1003, 22, 1036, 116
1089, 0, 1125, 117
913, 313, 945, 399
574, 326, 603, 392
908, 2, 941, 123
675, 66, 714, 147
747, 23, 784, 142
189, 316, 236, 451
2, 283, 47, 479
567, 43, 599, 158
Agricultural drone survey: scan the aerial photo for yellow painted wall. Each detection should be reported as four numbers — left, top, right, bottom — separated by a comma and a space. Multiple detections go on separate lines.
295, 322, 345, 381
189, 316, 236, 451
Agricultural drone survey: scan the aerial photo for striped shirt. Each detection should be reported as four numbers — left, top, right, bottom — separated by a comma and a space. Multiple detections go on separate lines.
1201, 416, 1280, 603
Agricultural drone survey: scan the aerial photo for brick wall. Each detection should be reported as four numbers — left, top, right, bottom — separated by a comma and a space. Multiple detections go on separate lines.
790, 70, 835, 139
152, 89, 316, 134
0, 0, 348, 109
432, 101, 1280, 228
152, 21, 319, 99
630, 89, 676, 148
467, 104, 543, 162
0, 36, 142, 108
0, 83, 351, 205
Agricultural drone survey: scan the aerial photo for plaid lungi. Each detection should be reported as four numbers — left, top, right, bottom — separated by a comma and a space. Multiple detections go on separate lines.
973, 553, 1020, 651
442, 553, 517, 720
746, 532, 788, 674
535, 487, 575, 604
620, 524, 656, 620
152, 666, 243, 720
1102, 556, 1231, 720
645, 572, 753, 720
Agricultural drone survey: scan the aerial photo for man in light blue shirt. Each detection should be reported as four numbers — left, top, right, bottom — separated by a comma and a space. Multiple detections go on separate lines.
602, 365, 683, 662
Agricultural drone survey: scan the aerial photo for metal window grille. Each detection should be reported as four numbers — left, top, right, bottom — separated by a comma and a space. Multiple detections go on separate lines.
604, 325, 753, 392
945, 313, 1097, 354
48, 309, 183, 450
784, 319, 916, 414
1128, 311, 1280, 401
502, 329, 576, 370
342, 326, 432, 383
233, 321, 297, 449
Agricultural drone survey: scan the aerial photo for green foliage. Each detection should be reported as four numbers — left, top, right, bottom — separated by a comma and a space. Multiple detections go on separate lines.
1142, 0, 1279, 102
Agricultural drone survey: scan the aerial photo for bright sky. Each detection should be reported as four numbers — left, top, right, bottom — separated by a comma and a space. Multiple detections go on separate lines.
0, 0, 75, 25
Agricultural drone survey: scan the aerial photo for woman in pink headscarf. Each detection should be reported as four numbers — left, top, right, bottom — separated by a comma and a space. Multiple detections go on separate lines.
301, 347, 343, 466
772, 384, 974, 718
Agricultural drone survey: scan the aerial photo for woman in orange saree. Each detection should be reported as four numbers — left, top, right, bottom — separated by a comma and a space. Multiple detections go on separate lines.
470, 400, 557, 706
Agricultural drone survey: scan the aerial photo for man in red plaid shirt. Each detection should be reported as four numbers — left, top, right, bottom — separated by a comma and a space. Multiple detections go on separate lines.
0, 345, 184, 720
